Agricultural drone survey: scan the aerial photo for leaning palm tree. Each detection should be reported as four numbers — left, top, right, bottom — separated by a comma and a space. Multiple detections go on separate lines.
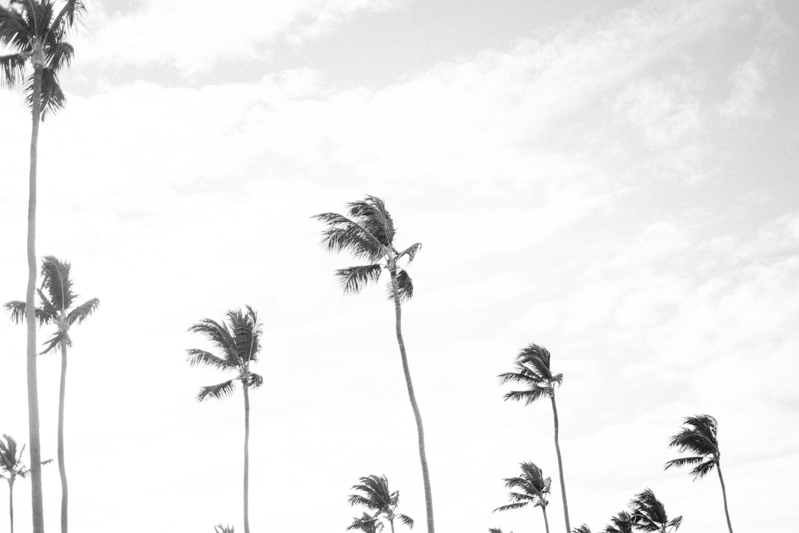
5, 256, 99, 533
314, 196, 433, 532
348, 511, 385, 533
188, 306, 264, 533
601, 511, 634, 533
0, 435, 51, 533
1, 3, 85, 532
665, 414, 733, 533
499, 344, 570, 533
493, 461, 552, 533
348, 474, 414, 533
628, 489, 682, 533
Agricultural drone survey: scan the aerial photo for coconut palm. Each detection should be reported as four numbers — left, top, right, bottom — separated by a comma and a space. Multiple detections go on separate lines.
665, 414, 733, 533
628, 489, 682, 533
0, 435, 51, 533
1, 3, 85, 532
5, 256, 99, 533
314, 196, 433, 532
348, 512, 385, 533
493, 461, 552, 533
601, 511, 634, 533
188, 306, 264, 533
499, 344, 570, 532
573, 525, 592, 533
348, 474, 414, 533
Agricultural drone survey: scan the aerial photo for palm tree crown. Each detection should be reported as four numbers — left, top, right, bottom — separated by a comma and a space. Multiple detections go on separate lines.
664, 414, 720, 479
0, 0, 85, 117
0, 435, 29, 486
187, 306, 264, 401
348, 512, 384, 533
348, 475, 414, 531
573, 525, 593, 533
499, 344, 563, 404
494, 461, 551, 513
629, 489, 682, 533
601, 511, 634, 533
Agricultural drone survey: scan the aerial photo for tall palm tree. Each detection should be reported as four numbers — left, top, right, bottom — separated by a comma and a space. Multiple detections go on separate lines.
601, 511, 634, 533
665, 414, 733, 533
314, 196, 433, 532
348, 511, 385, 533
493, 461, 552, 533
0, 435, 51, 533
499, 344, 570, 532
348, 474, 414, 533
1, 3, 85, 532
188, 306, 264, 533
5, 256, 99, 533
628, 489, 682, 533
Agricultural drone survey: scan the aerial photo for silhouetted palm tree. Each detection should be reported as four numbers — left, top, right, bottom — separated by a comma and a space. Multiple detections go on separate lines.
493, 462, 552, 533
5, 256, 99, 533
188, 307, 264, 533
499, 344, 570, 532
0, 435, 51, 533
315, 196, 433, 532
573, 525, 592, 533
1, 4, 85, 529
348, 474, 414, 533
601, 511, 633, 533
629, 489, 682, 533
665, 414, 732, 533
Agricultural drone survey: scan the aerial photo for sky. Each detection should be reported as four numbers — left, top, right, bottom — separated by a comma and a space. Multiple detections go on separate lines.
0, 0, 798, 532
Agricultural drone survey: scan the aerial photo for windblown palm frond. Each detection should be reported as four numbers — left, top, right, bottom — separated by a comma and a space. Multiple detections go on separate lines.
494, 462, 550, 513
347, 512, 383, 533
337, 264, 382, 294
664, 414, 719, 479
602, 511, 634, 533
348, 474, 412, 530
573, 525, 592, 533
629, 489, 682, 532
197, 380, 236, 402
499, 343, 563, 405
40, 256, 76, 310
213, 524, 234, 533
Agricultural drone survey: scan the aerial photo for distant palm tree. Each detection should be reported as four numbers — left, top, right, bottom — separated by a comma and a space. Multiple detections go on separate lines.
601, 511, 634, 533
499, 344, 570, 532
348, 474, 414, 533
573, 525, 592, 533
348, 511, 385, 533
188, 307, 264, 533
1, 3, 86, 531
665, 414, 733, 533
315, 196, 433, 532
213, 525, 234, 533
628, 489, 682, 533
493, 461, 552, 533
488, 528, 513, 533
0, 435, 51, 533
5, 256, 99, 533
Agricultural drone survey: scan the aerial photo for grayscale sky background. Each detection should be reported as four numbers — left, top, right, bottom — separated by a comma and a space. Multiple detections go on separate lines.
1, 0, 798, 531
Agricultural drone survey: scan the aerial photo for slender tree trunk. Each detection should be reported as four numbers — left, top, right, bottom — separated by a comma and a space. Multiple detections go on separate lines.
242, 380, 250, 533
549, 393, 570, 533
58, 343, 69, 533
26, 63, 45, 533
8, 481, 14, 533
541, 505, 550, 533
389, 517, 396, 533
717, 463, 734, 533
389, 268, 434, 533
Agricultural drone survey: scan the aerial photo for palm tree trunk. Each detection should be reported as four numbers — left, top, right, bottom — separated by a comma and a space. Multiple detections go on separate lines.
26, 63, 45, 533
389, 269, 434, 533
717, 463, 734, 533
58, 343, 69, 533
389, 517, 396, 533
541, 505, 550, 533
242, 380, 250, 533
549, 393, 570, 533
8, 481, 14, 533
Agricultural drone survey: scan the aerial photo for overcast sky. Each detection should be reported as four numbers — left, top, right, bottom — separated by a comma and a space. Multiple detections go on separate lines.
1, 0, 798, 531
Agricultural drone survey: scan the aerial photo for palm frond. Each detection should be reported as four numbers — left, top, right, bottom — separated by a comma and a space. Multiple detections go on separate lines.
336, 264, 382, 295
664, 456, 705, 470
397, 242, 422, 263
40, 329, 69, 354
397, 513, 414, 528
4, 300, 27, 323
245, 372, 263, 388
66, 297, 99, 326
502, 387, 550, 405
197, 379, 236, 402
387, 268, 414, 302
36, 288, 59, 322
0, 53, 26, 86
313, 212, 386, 262
493, 502, 528, 512
573, 525, 593, 533
347, 512, 381, 533
39, 256, 75, 310
49, 0, 85, 34
346, 195, 395, 247
189, 318, 238, 363
187, 349, 234, 371
213, 524, 235, 533
689, 459, 716, 479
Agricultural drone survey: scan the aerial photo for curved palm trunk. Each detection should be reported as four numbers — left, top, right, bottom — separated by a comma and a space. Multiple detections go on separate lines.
242, 380, 250, 533
716, 464, 734, 533
58, 343, 69, 533
8, 481, 14, 533
389, 269, 434, 533
541, 505, 550, 533
549, 393, 570, 533
26, 64, 45, 533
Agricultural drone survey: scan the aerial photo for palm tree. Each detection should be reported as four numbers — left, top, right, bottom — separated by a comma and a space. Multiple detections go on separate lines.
499, 344, 570, 533
628, 489, 682, 533
348, 474, 414, 533
5, 256, 99, 533
213, 525, 234, 533
573, 525, 592, 533
1, 3, 85, 532
602, 511, 633, 533
488, 529, 513, 533
493, 461, 552, 533
188, 306, 264, 533
0, 435, 51, 533
665, 414, 733, 533
314, 196, 433, 532
348, 511, 385, 533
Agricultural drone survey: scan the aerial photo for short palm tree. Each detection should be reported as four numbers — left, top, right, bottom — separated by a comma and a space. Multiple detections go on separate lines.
314, 196, 433, 532
499, 344, 570, 532
629, 489, 682, 533
493, 461, 552, 533
348, 474, 414, 533
0, 435, 51, 533
5, 256, 99, 533
188, 306, 264, 533
665, 414, 733, 533
348, 511, 385, 533
1, 4, 85, 530
601, 511, 633, 533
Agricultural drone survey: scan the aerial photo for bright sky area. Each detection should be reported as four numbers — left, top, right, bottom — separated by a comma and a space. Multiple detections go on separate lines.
1, 0, 798, 531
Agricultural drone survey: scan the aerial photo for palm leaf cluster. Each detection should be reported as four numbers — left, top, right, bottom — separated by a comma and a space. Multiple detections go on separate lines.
499, 344, 563, 404
348, 475, 414, 531
494, 462, 551, 513
0, 434, 29, 485
600, 490, 681, 533
664, 415, 719, 479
